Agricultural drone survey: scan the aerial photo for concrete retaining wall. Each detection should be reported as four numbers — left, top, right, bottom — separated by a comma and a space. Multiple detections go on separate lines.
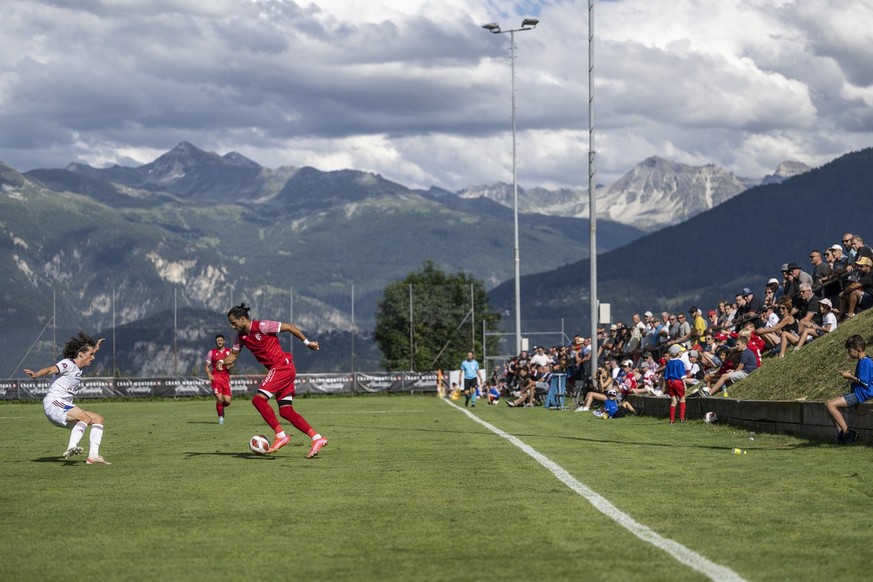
627, 395, 873, 443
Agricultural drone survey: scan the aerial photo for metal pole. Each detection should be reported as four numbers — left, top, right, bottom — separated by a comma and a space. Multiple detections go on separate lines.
351, 284, 356, 391
173, 288, 178, 376
112, 288, 116, 376
471, 283, 476, 352
409, 283, 414, 371
588, 0, 598, 388
510, 28, 522, 356
52, 289, 56, 361
289, 285, 294, 355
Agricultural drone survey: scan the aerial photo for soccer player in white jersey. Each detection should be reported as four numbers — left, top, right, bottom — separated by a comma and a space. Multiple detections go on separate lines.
24, 332, 111, 465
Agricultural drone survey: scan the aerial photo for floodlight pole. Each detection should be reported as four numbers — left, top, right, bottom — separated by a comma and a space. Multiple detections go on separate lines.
482, 18, 539, 356
588, 0, 598, 389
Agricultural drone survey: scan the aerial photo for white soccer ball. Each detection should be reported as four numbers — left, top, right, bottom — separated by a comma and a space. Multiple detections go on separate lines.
704, 411, 718, 424
249, 434, 270, 455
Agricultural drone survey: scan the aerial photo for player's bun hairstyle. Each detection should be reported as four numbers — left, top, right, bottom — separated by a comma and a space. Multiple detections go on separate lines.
227, 303, 251, 320
62, 332, 97, 359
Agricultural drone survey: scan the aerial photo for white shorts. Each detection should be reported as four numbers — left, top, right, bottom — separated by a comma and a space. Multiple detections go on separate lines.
43, 397, 76, 428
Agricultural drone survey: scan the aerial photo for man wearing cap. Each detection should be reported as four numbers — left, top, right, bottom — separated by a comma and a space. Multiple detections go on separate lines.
734, 288, 764, 329
764, 278, 783, 305
783, 262, 812, 304
839, 256, 873, 318
689, 307, 707, 342
820, 244, 849, 301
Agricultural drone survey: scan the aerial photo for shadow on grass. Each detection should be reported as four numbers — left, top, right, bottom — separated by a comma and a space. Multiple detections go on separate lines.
31, 457, 83, 464
183, 451, 275, 460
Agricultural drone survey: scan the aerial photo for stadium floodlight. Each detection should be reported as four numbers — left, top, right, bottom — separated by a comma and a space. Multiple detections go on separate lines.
481, 18, 539, 356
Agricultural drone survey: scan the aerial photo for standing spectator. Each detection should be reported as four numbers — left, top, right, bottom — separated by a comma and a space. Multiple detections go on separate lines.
24, 333, 111, 465
808, 250, 831, 289
690, 307, 707, 343
220, 303, 327, 458
461, 351, 481, 407
205, 333, 233, 425
664, 344, 687, 423
825, 335, 873, 444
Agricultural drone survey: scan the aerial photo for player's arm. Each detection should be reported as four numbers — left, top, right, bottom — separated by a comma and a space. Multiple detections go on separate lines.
216, 348, 240, 371
23, 365, 60, 379
279, 322, 319, 351
205, 356, 213, 381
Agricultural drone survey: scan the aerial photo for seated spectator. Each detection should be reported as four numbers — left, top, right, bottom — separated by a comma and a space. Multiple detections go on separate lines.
756, 298, 798, 357
594, 389, 638, 418
851, 235, 873, 262
808, 250, 831, 290
530, 346, 550, 368
683, 349, 704, 391
697, 333, 723, 372
784, 262, 812, 306
819, 245, 849, 301
795, 297, 838, 349
839, 256, 873, 319
617, 359, 647, 397
793, 282, 822, 340
638, 360, 662, 396
668, 312, 693, 348
507, 365, 535, 407
703, 335, 758, 396
487, 383, 501, 405
764, 278, 783, 306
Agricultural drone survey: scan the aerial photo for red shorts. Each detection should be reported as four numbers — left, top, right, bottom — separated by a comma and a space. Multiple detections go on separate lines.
211, 373, 231, 397
259, 363, 297, 400
666, 379, 685, 398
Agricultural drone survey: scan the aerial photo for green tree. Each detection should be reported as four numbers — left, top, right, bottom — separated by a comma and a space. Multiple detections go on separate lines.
374, 260, 501, 372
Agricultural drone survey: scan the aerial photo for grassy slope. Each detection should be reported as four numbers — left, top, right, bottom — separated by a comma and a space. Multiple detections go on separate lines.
732, 308, 873, 401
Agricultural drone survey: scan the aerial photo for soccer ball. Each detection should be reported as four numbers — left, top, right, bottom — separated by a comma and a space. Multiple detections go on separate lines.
704, 411, 718, 424
249, 434, 270, 455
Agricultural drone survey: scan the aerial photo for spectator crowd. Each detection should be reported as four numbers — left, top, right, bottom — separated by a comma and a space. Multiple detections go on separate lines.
482, 232, 873, 421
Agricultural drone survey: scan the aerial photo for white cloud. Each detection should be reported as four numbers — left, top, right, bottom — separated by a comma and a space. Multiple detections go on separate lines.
0, 0, 871, 189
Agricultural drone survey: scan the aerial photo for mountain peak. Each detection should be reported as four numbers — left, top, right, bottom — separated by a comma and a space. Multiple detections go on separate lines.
760, 160, 813, 185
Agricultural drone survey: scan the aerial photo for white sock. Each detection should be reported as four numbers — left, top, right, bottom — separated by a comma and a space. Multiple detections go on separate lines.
312, 433, 322, 441
89, 424, 104, 458
67, 421, 87, 450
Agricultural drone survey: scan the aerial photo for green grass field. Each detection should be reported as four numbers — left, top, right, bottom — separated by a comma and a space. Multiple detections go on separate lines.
2, 396, 871, 581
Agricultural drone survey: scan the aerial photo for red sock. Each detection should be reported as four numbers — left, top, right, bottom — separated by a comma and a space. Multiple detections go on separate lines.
669, 405, 676, 422
216, 401, 224, 418
278, 405, 314, 435
252, 396, 282, 433
679, 401, 686, 420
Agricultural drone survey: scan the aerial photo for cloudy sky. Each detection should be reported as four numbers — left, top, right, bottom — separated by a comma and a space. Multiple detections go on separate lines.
1, 0, 872, 191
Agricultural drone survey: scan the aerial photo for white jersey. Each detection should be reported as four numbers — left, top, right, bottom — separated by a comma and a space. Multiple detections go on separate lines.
45, 359, 83, 404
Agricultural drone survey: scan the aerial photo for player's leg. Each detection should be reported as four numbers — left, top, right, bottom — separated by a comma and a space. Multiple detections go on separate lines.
68, 407, 110, 464
275, 391, 328, 458
825, 395, 850, 438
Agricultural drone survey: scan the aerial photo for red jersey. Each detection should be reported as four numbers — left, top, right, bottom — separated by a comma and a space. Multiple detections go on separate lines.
206, 347, 232, 378
233, 320, 293, 370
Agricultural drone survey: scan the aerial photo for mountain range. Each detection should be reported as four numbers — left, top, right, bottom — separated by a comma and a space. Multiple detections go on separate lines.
0, 141, 837, 376
0, 143, 641, 376
488, 147, 873, 334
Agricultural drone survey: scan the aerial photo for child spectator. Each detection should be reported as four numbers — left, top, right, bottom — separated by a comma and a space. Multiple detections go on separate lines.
825, 335, 873, 444
664, 344, 686, 423
705, 335, 758, 396
593, 388, 638, 418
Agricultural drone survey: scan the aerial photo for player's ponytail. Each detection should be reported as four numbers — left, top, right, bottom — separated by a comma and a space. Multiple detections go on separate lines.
227, 303, 251, 320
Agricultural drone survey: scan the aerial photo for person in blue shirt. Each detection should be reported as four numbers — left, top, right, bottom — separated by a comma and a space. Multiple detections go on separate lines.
825, 334, 873, 444
594, 388, 637, 418
460, 351, 480, 407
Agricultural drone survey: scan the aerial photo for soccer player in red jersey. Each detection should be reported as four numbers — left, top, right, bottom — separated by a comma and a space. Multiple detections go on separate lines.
205, 334, 233, 424
217, 303, 328, 458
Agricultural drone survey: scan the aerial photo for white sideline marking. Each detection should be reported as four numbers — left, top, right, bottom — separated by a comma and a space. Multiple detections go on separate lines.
443, 399, 747, 582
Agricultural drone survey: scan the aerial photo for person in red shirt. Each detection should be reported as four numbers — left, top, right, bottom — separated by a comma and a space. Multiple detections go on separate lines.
217, 303, 328, 459
205, 334, 233, 424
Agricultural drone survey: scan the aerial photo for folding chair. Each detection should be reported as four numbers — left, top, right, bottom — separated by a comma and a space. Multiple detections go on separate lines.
543, 373, 567, 409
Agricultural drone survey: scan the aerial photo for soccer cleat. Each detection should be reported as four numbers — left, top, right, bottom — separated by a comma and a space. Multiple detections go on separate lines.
62, 446, 84, 459
267, 434, 291, 454
86, 455, 111, 465
575, 406, 590, 412
218, 416, 224, 425
306, 437, 328, 459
